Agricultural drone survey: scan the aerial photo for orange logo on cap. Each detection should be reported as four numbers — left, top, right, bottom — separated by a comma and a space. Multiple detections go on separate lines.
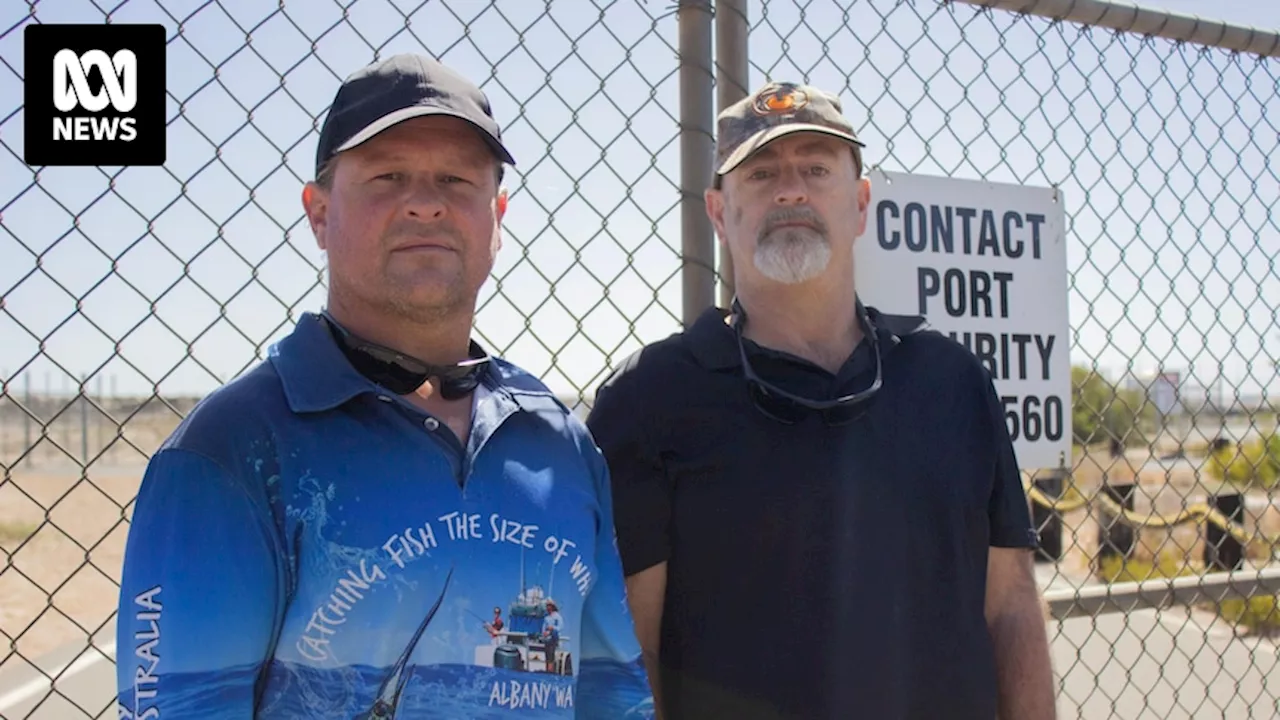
752, 83, 808, 116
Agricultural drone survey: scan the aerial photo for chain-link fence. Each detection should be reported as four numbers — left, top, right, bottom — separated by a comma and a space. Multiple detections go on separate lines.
1, 0, 1278, 718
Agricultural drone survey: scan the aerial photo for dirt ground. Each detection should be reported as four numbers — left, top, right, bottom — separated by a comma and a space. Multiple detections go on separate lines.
0, 462, 144, 665
1051, 445, 1280, 576
0, 405, 175, 673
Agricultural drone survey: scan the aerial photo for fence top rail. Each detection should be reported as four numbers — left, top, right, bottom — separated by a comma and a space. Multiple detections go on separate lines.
1042, 567, 1280, 621
946, 0, 1280, 58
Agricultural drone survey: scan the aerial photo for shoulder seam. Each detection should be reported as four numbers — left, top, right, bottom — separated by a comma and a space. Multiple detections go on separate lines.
152, 442, 238, 482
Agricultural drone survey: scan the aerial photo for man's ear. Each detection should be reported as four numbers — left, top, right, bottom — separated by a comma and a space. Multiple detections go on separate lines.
496, 187, 509, 222
301, 182, 329, 250
705, 187, 727, 246
493, 187, 509, 252
854, 176, 872, 238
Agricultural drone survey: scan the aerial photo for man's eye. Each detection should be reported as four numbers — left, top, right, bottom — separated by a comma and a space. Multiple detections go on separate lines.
809, 166, 830, 176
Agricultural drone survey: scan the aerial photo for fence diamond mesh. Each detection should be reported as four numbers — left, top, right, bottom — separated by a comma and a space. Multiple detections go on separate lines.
1, 0, 1278, 718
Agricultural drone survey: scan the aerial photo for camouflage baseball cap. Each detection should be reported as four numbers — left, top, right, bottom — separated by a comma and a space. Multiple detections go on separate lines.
714, 80, 865, 178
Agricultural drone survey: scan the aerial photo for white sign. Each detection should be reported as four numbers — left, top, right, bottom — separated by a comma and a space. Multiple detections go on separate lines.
856, 168, 1071, 470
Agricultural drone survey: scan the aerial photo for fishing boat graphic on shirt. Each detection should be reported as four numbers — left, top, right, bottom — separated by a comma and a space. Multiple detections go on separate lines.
473, 547, 574, 676
356, 548, 574, 718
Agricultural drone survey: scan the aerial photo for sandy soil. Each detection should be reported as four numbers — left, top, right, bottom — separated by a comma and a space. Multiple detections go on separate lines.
1, 462, 144, 665
1048, 446, 1280, 576
0, 406, 174, 675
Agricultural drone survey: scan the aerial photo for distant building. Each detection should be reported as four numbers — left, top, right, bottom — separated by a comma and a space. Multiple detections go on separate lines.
1119, 368, 1183, 417
1148, 371, 1181, 417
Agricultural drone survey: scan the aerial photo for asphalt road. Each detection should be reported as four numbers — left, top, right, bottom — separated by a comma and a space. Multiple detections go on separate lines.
1043, 564, 1280, 720
0, 622, 115, 720
1053, 605, 1279, 719
1, 586, 1277, 719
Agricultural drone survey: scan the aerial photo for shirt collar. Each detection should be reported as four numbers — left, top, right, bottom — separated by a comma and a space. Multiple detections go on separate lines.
684, 299, 927, 372
269, 312, 374, 412
268, 312, 563, 416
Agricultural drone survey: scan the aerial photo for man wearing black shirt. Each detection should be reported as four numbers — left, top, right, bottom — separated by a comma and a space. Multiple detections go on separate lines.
585, 80, 1057, 719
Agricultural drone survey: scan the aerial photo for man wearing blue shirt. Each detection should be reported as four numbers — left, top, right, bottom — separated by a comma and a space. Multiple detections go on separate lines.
114, 53, 652, 719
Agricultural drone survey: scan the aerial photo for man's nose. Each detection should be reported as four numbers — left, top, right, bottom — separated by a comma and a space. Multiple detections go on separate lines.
773, 167, 809, 205
404, 179, 447, 220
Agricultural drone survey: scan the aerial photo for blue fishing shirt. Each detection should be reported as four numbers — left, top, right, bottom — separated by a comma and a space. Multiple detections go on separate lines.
114, 312, 654, 719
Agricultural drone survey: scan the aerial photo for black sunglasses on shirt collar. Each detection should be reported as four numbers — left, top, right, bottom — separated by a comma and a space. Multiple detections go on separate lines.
320, 310, 490, 399
732, 298, 882, 426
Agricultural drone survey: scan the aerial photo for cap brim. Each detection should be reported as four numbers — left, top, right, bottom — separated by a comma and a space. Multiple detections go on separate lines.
716, 123, 864, 176
336, 105, 517, 167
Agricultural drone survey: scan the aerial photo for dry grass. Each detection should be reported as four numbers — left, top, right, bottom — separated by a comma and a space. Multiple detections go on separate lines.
0, 521, 36, 545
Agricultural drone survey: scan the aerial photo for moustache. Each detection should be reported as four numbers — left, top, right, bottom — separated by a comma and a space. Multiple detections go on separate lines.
386, 222, 462, 245
761, 207, 827, 235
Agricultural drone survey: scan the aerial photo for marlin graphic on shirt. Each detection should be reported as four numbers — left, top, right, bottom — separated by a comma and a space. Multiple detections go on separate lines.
356, 566, 455, 720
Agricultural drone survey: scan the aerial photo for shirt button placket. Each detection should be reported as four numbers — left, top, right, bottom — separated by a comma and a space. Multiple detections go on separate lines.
424, 417, 440, 432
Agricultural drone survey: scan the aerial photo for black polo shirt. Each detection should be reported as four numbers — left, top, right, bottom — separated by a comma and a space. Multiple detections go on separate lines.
586, 303, 1038, 720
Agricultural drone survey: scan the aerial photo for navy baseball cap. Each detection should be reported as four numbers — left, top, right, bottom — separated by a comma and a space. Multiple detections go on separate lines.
315, 53, 516, 177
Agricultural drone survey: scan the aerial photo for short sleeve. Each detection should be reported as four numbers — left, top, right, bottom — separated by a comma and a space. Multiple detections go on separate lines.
574, 445, 655, 718
585, 370, 673, 577
981, 374, 1040, 549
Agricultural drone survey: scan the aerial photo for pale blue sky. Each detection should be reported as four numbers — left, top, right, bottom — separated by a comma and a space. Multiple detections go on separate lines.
1, 0, 1277, 407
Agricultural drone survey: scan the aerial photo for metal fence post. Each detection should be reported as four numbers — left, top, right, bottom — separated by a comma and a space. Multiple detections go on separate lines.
80, 373, 88, 464
678, 0, 716, 326
23, 371, 32, 461
715, 0, 749, 308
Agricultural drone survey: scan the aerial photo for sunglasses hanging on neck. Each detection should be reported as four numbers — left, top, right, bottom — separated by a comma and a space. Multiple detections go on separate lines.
320, 310, 490, 399
732, 299, 882, 426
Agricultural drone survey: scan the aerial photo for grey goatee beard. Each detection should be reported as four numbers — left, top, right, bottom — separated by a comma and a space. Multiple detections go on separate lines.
754, 207, 831, 284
